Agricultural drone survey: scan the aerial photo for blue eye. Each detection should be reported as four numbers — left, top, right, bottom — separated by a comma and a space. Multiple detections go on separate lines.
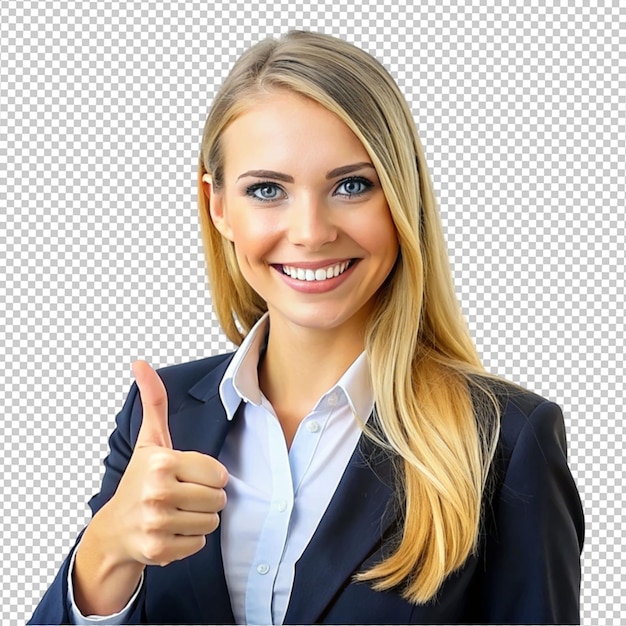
246, 182, 284, 202
335, 177, 373, 197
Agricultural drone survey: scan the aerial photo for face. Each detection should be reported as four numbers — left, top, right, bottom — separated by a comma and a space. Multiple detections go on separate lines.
208, 90, 399, 338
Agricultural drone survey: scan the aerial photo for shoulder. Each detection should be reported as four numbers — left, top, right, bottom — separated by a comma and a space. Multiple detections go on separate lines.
494, 380, 567, 463
472, 376, 565, 446
475, 378, 583, 540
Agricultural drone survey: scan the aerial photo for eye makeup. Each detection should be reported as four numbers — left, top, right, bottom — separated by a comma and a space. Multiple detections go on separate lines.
244, 175, 375, 204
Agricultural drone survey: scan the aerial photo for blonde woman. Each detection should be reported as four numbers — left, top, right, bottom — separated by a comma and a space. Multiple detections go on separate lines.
30, 30, 584, 625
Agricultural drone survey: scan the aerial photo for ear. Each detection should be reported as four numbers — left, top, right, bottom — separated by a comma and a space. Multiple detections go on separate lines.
203, 173, 234, 241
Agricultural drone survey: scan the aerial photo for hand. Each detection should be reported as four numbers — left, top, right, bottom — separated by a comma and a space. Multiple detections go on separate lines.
73, 361, 228, 615
100, 360, 229, 568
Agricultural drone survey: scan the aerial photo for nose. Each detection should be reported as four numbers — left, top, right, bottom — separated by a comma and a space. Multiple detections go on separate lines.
287, 194, 338, 250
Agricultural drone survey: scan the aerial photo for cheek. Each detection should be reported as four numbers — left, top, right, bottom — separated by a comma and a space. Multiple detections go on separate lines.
228, 211, 281, 263
354, 214, 399, 259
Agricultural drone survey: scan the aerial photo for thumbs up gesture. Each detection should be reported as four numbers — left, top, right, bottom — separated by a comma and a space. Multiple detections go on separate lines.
73, 361, 229, 616
106, 360, 229, 568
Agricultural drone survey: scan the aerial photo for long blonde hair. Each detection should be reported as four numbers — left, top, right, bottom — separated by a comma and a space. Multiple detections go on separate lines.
197, 30, 501, 603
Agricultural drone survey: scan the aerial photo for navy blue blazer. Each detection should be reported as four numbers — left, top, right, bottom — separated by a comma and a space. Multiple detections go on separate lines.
29, 353, 584, 625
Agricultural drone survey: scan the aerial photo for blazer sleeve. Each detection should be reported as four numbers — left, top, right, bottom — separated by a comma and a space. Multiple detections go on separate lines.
479, 399, 585, 625
28, 383, 148, 626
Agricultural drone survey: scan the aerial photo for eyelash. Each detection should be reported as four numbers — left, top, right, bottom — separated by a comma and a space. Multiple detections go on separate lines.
245, 182, 284, 203
337, 176, 374, 198
244, 176, 374, 203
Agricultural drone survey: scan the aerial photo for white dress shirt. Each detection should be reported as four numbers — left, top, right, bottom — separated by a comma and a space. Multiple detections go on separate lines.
68, 313, 374, 624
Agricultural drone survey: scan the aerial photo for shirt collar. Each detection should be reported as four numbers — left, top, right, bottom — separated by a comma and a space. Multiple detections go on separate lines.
321, 351, 374, 425
219, 313, 269, 419
218, 313, 374, 423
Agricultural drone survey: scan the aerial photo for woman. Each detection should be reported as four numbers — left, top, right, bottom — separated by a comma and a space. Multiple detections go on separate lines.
29, 30, 584, 625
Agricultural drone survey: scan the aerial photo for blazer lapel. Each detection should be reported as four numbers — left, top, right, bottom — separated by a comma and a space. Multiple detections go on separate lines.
284, 428, 398, 624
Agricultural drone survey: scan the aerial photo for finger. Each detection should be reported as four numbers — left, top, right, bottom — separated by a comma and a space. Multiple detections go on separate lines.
174, 450, 229, 488
133, 360, 173, 449
166, 510, 221, 536
171, 482, 227, 514
142, 533, 207, 567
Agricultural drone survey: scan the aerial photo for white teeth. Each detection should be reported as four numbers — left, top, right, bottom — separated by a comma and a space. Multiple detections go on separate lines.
282, 261, 352, 281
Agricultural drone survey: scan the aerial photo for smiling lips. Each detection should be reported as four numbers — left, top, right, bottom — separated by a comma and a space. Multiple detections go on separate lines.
279, 260, 355, 282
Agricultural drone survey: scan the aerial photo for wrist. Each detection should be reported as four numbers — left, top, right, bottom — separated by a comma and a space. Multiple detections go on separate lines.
73, 504, 145, 615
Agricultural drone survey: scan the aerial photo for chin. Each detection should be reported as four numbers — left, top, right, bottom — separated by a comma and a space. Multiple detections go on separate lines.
274, 302, 372, 334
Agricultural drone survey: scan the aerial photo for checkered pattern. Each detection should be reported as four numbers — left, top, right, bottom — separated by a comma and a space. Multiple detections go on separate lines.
1, 1, 624, 624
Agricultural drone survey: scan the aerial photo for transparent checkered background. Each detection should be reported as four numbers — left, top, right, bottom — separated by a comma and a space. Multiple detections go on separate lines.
1, 1, 623, 624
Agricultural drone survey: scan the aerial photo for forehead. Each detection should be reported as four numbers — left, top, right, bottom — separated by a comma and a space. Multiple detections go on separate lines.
220, 90, 371, 178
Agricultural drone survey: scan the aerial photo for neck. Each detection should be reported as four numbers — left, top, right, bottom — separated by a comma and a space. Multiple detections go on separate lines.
258, 316, 366, 437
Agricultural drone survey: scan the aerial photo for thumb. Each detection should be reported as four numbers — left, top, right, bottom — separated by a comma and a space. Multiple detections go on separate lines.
133, 360, 173, 449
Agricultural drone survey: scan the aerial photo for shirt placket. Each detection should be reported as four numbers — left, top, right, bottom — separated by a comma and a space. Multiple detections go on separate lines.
244, 400, 294, 625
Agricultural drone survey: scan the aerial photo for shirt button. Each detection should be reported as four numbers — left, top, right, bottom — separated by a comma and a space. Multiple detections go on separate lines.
327, 392, 339, 406
306, 420, 320, 433
257, 563, 270, 575
277, 500, 288, 512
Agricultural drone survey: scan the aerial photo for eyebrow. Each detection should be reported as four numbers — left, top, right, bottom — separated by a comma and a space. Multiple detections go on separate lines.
236, 162, 375, 183
326, 162, 375, 179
